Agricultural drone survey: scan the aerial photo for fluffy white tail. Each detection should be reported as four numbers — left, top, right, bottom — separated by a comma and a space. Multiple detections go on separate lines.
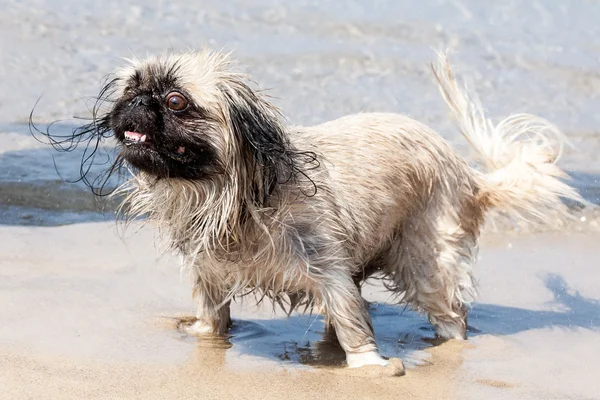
431, 51, 586, 224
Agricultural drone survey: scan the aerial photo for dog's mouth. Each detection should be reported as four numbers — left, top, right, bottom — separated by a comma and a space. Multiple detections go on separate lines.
123, 130, 186, 156
124, 131, 149, 146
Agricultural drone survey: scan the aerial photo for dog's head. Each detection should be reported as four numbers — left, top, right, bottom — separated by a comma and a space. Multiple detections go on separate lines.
107, 52, 276, 180
93, 50, 315, 205
31, 49, 317, 212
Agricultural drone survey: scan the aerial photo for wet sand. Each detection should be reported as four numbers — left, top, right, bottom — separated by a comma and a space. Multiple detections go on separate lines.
1, 222, 599, 400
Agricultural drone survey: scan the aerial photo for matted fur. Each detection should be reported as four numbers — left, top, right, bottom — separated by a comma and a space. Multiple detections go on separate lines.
54, 50, 586, 366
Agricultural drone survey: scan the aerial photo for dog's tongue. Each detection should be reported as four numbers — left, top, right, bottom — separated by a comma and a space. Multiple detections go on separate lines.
125, 131, 144, 140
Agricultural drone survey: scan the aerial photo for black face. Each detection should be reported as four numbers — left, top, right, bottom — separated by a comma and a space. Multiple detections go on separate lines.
109, 70, 220, 179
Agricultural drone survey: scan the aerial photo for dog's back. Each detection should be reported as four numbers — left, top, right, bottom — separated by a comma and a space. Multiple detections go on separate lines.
290, 112, 480, 265
281, 52, 586, 342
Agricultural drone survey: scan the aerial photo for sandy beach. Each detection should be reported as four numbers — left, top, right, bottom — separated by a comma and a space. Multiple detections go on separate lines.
2, 0, 600, 399
1, 223, 599, 400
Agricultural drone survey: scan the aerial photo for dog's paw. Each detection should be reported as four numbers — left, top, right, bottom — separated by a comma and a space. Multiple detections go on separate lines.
345, 352, 405, 377
184, 320, 217, 335
358, 358, 405, 377
347, 351, 389, 368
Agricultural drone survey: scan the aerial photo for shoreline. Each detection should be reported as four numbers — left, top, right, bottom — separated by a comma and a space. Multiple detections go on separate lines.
1, 222, 599, 399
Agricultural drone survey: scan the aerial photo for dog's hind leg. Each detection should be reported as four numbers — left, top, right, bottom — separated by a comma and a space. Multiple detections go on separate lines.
385, 212, 480, 340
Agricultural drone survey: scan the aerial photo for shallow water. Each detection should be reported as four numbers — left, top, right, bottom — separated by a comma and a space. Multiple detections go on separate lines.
2, 0, 600, 225
174, 270, 600, 373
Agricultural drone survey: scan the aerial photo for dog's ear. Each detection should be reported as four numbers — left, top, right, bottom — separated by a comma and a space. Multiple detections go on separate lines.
219, 78, 295, 205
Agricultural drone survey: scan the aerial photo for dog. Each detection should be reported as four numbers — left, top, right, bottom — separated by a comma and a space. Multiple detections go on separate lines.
37, 49, 584, 372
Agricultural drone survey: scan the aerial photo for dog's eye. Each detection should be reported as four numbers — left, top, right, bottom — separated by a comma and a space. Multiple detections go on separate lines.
166, 92, 188, 111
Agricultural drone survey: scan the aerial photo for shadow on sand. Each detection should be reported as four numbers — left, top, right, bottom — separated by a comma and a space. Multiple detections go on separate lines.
183, 273, 600, 368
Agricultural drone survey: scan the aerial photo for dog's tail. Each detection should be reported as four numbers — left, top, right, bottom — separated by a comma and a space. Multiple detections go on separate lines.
431, 51, 587, 224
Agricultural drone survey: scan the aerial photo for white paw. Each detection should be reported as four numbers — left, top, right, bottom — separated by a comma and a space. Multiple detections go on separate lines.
345, 352, 405, 377
346, 351, 390, 368
185, 320, 215, 335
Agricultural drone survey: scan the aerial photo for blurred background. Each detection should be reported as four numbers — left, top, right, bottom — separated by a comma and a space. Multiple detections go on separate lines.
1, 0, 599, 226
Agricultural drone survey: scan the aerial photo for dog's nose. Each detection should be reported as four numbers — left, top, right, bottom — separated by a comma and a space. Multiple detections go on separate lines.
129, 94, 153, 108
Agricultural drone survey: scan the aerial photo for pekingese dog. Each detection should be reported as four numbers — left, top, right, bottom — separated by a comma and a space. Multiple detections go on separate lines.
39, 49, 584, 373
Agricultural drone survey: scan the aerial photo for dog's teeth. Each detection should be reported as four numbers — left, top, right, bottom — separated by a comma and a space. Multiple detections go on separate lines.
140, 135, 147, 142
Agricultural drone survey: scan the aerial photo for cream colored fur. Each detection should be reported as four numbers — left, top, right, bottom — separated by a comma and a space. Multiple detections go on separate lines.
112, 50, 585, 368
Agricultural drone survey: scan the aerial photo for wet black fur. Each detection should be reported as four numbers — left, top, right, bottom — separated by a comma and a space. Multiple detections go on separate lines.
29, 77, 122, 197
109, 66, 221, 180
220, 80, 319, 205
30, 59, 319, 209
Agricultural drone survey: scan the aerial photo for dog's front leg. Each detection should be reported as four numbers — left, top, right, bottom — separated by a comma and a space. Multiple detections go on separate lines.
315, 272, 390, 369
187, 285, 232, 335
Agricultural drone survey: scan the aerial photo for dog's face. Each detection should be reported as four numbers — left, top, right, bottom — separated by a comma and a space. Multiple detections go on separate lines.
108, 53, 230, 179
97, 50, 314, 206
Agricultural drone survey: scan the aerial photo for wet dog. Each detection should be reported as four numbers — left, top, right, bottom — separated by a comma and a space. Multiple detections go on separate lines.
37, 50, 584, 372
